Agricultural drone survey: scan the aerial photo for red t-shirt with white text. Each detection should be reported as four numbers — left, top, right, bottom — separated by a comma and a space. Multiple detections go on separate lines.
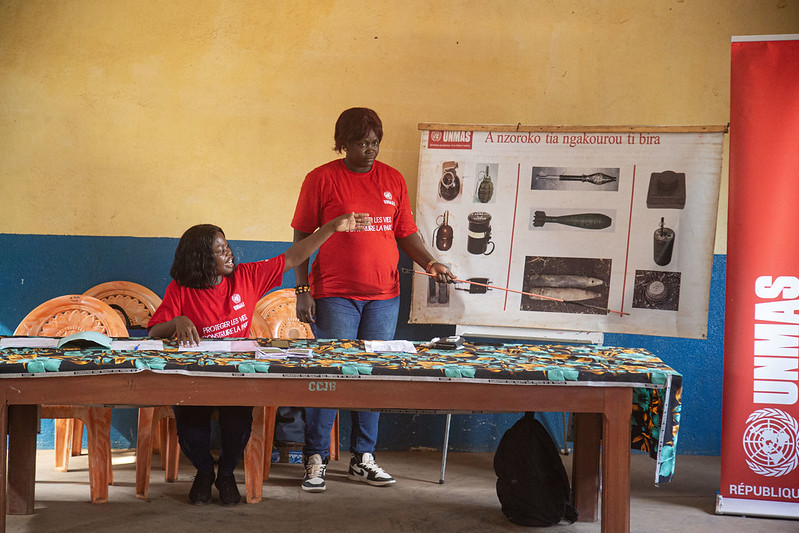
291, 159, 418, 300
148, 256, 285, 338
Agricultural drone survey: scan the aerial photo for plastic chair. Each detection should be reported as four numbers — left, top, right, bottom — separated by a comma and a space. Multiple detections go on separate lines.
134, 405, 181, 500
83, 281, 161, 331
75, 281, 179, 502
249, 311, 271, 338
75, 281, 164, 463
253, 288, 314, 339
14, 294, 129, 503
249, 290, 339, 489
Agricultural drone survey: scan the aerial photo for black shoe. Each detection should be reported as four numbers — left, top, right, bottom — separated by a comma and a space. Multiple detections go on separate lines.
189, 470, 215, 505
215, 474, 241, 506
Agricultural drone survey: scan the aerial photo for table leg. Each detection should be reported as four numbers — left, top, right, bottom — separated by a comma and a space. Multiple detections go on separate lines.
0, 397, 7, 530
572, 412, 601, 522
135, 407, 156, 500
262, 406, 277, 481
86, 407, 111, 503
244, 407, 266, 503
163, 415, 180, 482
7, 405, 37, 515
600, 388, 632, 533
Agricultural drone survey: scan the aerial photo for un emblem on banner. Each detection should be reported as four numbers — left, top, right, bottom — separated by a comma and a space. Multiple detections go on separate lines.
742, 408, 799, 477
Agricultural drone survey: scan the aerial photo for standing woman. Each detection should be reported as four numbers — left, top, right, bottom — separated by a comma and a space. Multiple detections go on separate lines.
148, 214, 368, 506
291, 107, 454, 493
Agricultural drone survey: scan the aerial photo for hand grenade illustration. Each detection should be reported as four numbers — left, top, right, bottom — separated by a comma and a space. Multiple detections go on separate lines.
477, 165, 494, 203
433, 210, 453, 251
438, 161, 461, 201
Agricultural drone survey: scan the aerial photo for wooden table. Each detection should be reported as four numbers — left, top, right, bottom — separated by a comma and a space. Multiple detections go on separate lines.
0, 339, 682, 533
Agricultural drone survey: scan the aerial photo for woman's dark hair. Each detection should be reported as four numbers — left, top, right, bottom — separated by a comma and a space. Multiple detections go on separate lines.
333, 107, 383, 153
170, 224, 232, 289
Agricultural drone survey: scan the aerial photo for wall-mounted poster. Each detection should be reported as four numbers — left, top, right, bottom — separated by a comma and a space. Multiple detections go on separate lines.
409, 125, 726, 339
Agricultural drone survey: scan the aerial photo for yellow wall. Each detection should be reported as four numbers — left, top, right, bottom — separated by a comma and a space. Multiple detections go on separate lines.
2, 0, 798, 252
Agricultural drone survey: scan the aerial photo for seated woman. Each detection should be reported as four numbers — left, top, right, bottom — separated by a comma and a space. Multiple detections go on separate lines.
148, 213, 369, 506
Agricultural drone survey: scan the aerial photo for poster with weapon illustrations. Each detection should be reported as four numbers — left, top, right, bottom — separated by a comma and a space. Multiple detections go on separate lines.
409, 125, 725, 339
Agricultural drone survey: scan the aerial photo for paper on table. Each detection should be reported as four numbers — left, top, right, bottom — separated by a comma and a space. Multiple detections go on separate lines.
177, 339, 261, 352
231, 340, 260, 352
254, 347, 313, 359
363, 340, 417, 353
255, 348, 288, 360
110, 340, 165, 351
178, 340, 232, 352
0, 337, 60, 349
285, 348, 313, 357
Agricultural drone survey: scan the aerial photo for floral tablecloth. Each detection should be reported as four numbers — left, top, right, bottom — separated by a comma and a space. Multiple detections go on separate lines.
0, 337, 682, 483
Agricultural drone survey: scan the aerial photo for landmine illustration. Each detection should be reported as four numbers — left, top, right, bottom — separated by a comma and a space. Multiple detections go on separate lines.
632, 270, 682, 311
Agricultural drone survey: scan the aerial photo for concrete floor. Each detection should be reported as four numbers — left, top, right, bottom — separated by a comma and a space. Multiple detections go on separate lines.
6, 450, 798, 532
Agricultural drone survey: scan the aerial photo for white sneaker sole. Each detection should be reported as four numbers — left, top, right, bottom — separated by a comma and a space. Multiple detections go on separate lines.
301, 484, 326, 492
346, 473, 396, 486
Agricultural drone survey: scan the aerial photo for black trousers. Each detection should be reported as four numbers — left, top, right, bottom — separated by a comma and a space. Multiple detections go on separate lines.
172, 405, 253, 477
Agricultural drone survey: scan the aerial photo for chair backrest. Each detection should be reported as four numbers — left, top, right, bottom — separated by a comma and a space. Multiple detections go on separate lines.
14, 294, 129, 337
254, 288, 314, 339
83, 281, 162, 329
249, 311, 272, 339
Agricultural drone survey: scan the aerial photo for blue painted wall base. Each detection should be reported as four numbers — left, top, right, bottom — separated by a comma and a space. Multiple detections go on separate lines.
2, 234, 724, 455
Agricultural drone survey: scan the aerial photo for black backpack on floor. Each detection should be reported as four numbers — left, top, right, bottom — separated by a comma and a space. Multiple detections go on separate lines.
493, 412, 578, 526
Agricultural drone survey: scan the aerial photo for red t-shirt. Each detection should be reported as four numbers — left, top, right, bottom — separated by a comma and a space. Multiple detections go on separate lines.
148, 256, 285, 338
291, 159, 418, 300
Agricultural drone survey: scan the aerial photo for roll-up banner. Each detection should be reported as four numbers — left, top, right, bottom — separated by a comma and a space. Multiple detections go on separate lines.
717, 35, 799, 519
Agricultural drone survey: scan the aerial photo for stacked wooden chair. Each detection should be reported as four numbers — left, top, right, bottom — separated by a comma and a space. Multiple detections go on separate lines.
14, 294, 129, 503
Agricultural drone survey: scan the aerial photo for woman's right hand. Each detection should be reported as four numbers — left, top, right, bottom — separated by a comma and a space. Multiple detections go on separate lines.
295, 292, 316, 323
172, 315, 201, 347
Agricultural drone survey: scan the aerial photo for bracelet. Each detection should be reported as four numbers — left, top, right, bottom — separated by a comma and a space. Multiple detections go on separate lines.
294, 284, 311, 294
425, 259, 439, 273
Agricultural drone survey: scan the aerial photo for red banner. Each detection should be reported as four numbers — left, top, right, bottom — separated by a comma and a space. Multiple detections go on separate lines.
718, 36, 799, 519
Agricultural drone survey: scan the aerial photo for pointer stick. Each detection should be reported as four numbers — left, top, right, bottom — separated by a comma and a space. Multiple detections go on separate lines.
402, 268, 629, 317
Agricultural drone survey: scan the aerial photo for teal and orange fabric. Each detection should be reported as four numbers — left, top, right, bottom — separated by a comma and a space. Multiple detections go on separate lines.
0, 338, 681, 483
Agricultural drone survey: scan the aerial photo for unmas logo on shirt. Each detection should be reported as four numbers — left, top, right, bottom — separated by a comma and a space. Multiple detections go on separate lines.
383, 191, 396, 206
232, 293, 245, 311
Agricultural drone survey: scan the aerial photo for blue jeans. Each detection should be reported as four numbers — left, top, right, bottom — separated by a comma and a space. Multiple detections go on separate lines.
304, 296, 399, 458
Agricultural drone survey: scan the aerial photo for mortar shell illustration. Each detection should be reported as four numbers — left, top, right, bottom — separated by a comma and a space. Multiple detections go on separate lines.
533, 211, 612, 230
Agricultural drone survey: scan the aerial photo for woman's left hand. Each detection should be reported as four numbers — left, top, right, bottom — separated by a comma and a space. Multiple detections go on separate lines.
331, 212, 372, 232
